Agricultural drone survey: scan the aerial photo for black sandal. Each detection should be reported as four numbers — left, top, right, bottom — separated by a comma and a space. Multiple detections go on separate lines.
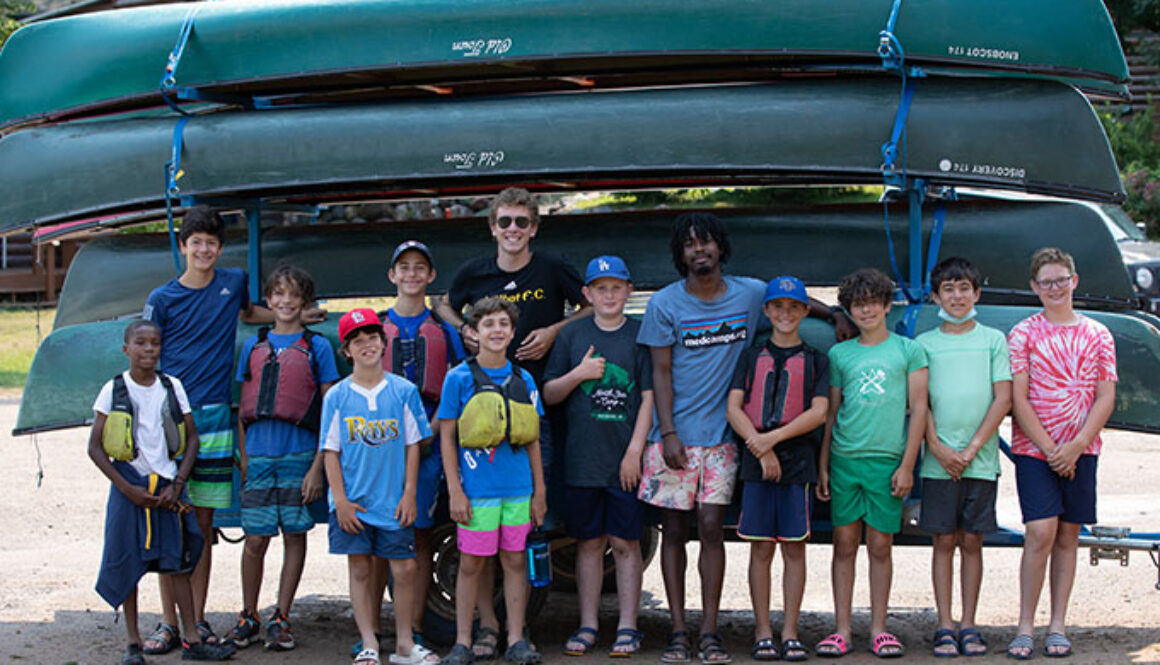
196, 620, 222, 646
442, 643, 475, 665
751, 638, 780, 662
662, 631, 692, 664
121, 643, 145, 665
698, 633, 733, 665
472, 626, 501, 661
782, 639, 809, 662
142, 622, 180, 655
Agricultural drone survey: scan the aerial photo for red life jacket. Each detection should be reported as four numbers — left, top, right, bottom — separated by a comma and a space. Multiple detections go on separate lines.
380, 311, 451, 402
742, 345, 818, 432
239, 328, 322, 432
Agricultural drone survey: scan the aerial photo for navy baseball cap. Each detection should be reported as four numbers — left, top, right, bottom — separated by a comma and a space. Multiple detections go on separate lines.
389, 240, 434, 269
584, 255, 631, 284
764, 275, 809, 305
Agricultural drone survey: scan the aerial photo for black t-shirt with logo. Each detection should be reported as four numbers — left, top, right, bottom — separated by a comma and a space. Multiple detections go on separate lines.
730, 340, 829, 485
449, 251, 585, 383
543, 317, 653, 488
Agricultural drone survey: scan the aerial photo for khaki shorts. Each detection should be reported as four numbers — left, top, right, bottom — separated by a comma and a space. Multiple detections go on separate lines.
637, 440, 738, 511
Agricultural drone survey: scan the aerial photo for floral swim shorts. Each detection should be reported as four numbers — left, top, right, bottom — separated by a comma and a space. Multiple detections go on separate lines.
637, 440, 738, 511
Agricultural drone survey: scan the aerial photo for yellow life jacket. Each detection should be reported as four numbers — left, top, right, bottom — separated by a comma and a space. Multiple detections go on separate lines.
101, 373, 186, 462
457, 359, 540, 449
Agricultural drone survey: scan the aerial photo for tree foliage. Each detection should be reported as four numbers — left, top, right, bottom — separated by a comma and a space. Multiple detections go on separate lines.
0, 1, 34, 50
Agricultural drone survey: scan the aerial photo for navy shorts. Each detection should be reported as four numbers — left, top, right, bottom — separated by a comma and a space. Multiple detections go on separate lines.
1014, 454, 1098, 525
737, 481, 812, 542
562, 485, 645, 541
328, 512, 416, 559
918, 478, 998, 535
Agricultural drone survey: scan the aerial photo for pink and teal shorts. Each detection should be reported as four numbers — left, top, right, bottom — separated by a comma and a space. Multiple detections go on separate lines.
457, 495, 532, 557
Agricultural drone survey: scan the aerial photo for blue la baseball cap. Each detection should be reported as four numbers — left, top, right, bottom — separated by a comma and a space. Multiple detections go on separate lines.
585, 255, 631, 284
764, 275, 809, 305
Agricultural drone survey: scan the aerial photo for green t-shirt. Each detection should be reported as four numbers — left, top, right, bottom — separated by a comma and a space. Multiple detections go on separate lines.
916, 323, 1011, 480
828, 333, 928, 459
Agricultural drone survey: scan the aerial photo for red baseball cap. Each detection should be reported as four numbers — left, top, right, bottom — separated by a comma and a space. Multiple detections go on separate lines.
338, 308, 383, 341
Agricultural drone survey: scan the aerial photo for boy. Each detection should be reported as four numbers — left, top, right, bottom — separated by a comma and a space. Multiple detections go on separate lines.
917, 258, 1011, 658
816, 268, 928, 658
437, 297, 547, 665
1005, 248, 1116, 660
142, 206, 320, 652
322, 308, 440, 665
352, 241, 467, 656
543, 256, 653, 658
88, 318, 235, 663
725, 276, 829, 663
227, 264, 340, 651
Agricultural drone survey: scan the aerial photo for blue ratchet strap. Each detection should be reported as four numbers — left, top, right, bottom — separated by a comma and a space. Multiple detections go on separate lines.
160, 6, 202, 115
881, 75, 919, 187
878, 0, 905, 69
164, 116, 191, 274
894, 198, 950, 338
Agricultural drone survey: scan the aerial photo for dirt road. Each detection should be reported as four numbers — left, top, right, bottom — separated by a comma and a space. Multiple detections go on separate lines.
1, 395, 1157, 664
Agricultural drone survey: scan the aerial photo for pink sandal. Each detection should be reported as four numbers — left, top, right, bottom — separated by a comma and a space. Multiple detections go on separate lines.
815, 633, 849, 658
871, 633, 904, 659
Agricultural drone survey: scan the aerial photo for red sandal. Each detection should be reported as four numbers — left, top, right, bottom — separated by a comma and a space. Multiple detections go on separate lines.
871, 633, 904, 658
815, 633, 849, 658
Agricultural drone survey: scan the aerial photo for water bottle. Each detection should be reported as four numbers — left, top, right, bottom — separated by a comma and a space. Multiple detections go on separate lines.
525, 528, 552, 588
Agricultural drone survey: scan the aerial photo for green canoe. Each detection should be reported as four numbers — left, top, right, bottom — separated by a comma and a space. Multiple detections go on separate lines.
16, 305, 1160, 436
50, 198, 1136, 329
0, 78, 1125, 237
0, 0, 1128, 130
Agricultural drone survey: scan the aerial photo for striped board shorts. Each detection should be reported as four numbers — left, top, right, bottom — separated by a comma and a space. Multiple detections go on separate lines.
187, 403, 236, 509
240, 450, 316, 536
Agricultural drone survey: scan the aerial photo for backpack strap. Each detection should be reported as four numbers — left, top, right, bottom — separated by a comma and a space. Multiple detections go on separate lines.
156, 372, 184, 422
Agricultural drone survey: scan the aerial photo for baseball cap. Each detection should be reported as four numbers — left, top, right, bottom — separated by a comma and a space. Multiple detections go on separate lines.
584, 255, 631, 285
338, 308, 383, 341
764, 275, 809, 305
389, 240, 434, 270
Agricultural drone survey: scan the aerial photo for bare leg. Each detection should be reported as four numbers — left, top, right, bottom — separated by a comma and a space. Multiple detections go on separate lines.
609, 536, 643, 632
389, 558, 418, 657
830, 522, 861, 641
659, 509, 690, 635
278, 532, 308, 615
959, 532, 985, 630
697, 503, 727, 635
370, 557, 390, 636
413, 527, 433, 636
499, 549, 531, 648
475, 557, 501, 655
170, 572, 202, 645
780, 541, 807, 642
158, 571, 179, 629
866, 526, 894, 637
241, 535, 270, 614
566, 536, 606, 652
191, 506, 215, 624
124, 586, 142, 646
748, 541, 776, 642
456, 553, 485, 648
931, 532, 957, 632
349, 555, 380, 654
1016, 517, 1058, 637
1046, 521, 1081, 654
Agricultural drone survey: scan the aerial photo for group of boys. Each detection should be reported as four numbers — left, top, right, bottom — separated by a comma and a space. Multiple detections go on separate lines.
91, 190, 1115, 665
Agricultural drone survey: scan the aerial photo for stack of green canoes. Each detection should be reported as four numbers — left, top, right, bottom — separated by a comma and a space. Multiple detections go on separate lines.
6, 0, 1155, 434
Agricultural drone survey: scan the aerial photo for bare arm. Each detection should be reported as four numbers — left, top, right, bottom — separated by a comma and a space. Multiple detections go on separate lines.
395, 441, 423, 527
440, 419, 472, 526
325, 449, 365, 533
892, 367, 929, 498
807, 297, 856, 341
620, 390, 654, 491
87, 413, 159, 508
649, 345, 687, 470
542, 345, 605, 406
515, 305, 594, 362
526, 438, 547, 527
964, 380, 1013, 461
1047, 380, 1115, 477
816, 385, 842, 501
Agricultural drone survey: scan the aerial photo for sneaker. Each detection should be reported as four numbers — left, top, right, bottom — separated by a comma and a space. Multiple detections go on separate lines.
181, 639, 236, 661
264, 609, 296, 651
225, 610, 261, 648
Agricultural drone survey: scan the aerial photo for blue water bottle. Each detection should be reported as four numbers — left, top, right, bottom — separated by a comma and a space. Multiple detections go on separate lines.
526, 528, 552, 588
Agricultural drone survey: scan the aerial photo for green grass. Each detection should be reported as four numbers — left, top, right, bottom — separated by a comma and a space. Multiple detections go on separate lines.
0, 306, 54, 389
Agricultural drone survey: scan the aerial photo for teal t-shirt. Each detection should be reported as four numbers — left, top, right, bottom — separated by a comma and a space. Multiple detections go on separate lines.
916, 323, 1011, 480
828, 333, 928, 459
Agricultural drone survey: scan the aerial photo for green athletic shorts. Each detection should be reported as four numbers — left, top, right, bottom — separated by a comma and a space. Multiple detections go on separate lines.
829, 453, 903, 534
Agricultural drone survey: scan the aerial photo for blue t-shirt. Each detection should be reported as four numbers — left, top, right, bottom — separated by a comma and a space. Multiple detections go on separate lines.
143, 268, 249, 408
637, 275, 765, 446
236, 330, 341, 457
320, 375, 433, 530
435, 361, 544, 499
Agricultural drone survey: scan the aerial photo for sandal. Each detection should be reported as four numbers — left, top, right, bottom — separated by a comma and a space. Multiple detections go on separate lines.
352, 633, 386, 659
504, 639, 542, 665
355, 647, 383, 665
957, 628, 987, 657
196, 620, 222, 646
751, 638, 780, 662
181, 639, 238, 661
390, 644, 442, 665
697, 632, 732, 665
932, 628, 959, 658
1006, 634, 1034, 661
122, 643, 145, 665
871, 633, 904, 659
815, 633, 849, 658
609, 628, 643, 658
473, 626, 501, 661
782, 639, 809, 662
441, 643, 475, 665
661, 631, 692, 664
143, 622, 181, 655
563, 626, 599, 656
1044, 632, 1073, 658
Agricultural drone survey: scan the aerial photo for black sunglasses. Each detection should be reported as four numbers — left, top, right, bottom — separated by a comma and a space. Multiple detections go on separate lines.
496, 215, 532, 229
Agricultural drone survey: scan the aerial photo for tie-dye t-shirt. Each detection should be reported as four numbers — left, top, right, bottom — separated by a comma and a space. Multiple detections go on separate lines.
1007, 313, 1117, 460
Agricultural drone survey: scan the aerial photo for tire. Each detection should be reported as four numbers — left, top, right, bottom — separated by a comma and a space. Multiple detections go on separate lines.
549, 525, 660, 592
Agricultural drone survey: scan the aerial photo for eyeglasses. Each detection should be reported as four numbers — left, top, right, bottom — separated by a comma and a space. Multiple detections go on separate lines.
495, 215, 531, 229
1034, 275, 1074, 290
